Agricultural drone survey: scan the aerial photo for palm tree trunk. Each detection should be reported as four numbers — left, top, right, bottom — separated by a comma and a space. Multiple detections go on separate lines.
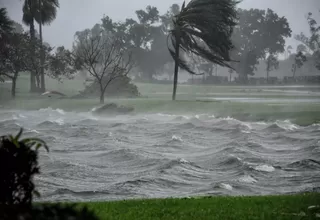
172, 36, 180, 101
39, 0, 45, 92
29, 19, 37, 93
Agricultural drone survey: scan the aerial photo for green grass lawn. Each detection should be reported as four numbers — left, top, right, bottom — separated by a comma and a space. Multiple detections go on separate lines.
66, 194, 320, 220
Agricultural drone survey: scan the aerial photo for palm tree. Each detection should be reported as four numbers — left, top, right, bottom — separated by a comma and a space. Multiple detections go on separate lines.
35, 0, 59, 92
167, 0, 239, 100
0, 8, 14, 35
23, 0, 37, 92
22, 0, 59, 92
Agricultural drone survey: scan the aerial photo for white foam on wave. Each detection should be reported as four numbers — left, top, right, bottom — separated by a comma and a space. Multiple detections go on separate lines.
178, 158, 189, 164
172, 135, 183, 142
56, 109, 65, 115
51, 118, 64, 125
254, 164, 275, 172
156, 113, 191, 120
276, 120, 299, 131
220, 183, 233, 191
30, 129, 40, 134
239, 175, 258, 183
18, 114, 26, 118
39, 107, 65, 115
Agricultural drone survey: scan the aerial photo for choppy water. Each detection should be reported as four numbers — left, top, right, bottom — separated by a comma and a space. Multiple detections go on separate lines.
0, 108, 320, 202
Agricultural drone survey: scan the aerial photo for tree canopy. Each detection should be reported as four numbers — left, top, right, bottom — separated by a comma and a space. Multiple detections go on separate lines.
231, 8, 291, 82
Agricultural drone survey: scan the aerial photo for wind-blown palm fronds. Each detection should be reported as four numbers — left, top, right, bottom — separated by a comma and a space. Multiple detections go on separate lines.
0, 8, 14, 35
34, 0, 59, 25
168, 0, 239, 100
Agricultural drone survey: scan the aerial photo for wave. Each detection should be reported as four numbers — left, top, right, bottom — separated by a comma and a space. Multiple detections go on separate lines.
239, 175, 258, 184
39, 107, 65, 115
287, 159, 320, 170
37, 119, 64, 127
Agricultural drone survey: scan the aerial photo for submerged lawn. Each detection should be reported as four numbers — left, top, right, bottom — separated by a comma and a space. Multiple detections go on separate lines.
71, 194, 320, 220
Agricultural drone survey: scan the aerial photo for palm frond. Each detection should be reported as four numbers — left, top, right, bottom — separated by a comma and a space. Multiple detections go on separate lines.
23, 0, 59, 25
22, 0, 34, 26
35, 0, 59, 25
0, 8, 14, 34
168, 0, 240, 74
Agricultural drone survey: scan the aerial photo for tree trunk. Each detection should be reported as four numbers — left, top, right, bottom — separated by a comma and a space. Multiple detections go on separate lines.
100, 86, 105, 104
11, 77, 17, 98
29, 19, 38, 93
100, 93, 105, 104
293, 65, 297, 79
39, 0, 45, 93
266, 70, 269, 84
172, 35, 180, 101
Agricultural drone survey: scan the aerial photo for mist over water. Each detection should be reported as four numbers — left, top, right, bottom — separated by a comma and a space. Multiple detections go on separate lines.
1, 107, 319, 202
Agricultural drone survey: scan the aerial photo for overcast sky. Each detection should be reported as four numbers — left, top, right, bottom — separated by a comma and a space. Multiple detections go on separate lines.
1, 0, 320, 50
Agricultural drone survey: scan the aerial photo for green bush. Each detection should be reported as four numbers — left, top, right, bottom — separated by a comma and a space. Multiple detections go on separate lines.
0, 129, 100, 220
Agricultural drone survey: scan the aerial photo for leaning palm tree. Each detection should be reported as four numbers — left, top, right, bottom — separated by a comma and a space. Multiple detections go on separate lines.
35, 0, 59, 92
167, 0, 239, 100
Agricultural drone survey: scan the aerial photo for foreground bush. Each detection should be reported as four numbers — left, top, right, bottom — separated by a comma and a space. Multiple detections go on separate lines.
0, 129, 100, 219
0, 129, 47, 206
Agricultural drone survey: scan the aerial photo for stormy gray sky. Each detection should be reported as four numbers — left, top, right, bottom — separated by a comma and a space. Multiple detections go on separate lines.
1, 0, 320, 51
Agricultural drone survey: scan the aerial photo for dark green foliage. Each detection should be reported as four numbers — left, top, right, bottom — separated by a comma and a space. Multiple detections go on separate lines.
0, 8, 14, 35
0, 129, 100, 219
82, 76, 140, 98
0, 129, 48, 205
231, 8, 292, 82
0, 204, 100, 220
47, 46, 77, 81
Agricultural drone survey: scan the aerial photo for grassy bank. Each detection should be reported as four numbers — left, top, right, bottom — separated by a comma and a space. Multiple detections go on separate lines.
64, 194, 320, 220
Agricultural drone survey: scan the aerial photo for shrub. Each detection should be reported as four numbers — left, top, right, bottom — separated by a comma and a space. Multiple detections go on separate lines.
82, 76, 140, 98
0, 129, 48, 206
0, 129, 100, 220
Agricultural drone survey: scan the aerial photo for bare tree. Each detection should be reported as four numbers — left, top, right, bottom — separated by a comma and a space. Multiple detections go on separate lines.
72, 31, 134, 104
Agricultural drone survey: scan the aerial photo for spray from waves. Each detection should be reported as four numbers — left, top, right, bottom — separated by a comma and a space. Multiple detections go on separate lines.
239, 175, 258, 183
39, 107, 66, 115
1, 107, 319, 201
253, 164, 276, 172
171, 135, 183, 142
275, 120, 299, 131
218, 183, 233, 191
